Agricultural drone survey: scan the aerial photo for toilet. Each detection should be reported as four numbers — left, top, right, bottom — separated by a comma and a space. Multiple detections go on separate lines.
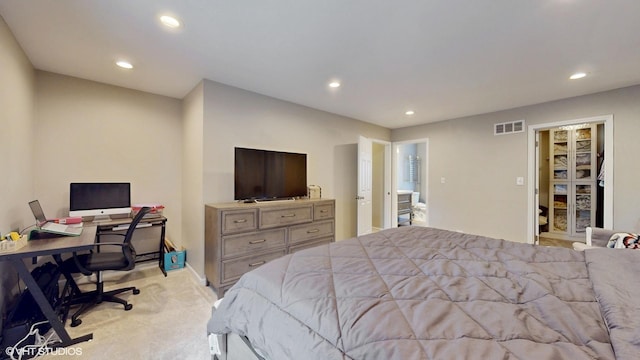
411, 192, 427, 225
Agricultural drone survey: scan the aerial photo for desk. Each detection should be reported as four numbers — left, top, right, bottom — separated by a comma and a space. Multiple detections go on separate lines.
0, 227, 98, 347
86, 216, 167, 275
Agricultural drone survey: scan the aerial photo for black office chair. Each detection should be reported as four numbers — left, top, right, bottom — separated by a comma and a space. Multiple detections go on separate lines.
62, 207, 151, 327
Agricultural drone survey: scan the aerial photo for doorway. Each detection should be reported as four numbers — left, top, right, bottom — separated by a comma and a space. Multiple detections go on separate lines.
392, 139, 429, 228
371, 141, 388, 232
527, 115, 613, 245
357, 137, 392, 236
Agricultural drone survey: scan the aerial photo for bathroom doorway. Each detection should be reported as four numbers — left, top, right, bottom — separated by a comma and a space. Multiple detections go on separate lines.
392, 139, 429, 227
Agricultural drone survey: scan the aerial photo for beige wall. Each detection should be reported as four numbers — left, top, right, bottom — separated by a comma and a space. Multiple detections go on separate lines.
33, 72, 183, 245
193, 79, 390, 278
181, 81, 204, 281
0, 14, 35, 326
392, 85, 640, 241
0, 15, 34, 231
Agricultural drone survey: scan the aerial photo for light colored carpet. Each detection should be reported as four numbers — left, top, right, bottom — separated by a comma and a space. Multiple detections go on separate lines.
538, 237, 575, 249
40, 264, 218, 359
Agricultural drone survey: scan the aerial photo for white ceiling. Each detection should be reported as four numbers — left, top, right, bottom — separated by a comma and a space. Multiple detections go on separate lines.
2, 1, 640, 129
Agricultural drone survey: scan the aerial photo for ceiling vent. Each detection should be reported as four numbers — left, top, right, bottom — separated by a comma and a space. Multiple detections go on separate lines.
494, 120, 525, 135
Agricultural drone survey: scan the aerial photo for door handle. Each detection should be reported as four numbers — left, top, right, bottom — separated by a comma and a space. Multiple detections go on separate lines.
355, 196, 364, 200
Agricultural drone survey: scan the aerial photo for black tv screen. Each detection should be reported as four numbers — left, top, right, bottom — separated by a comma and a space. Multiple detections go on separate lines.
234, 147, 307, 201
69, 182, 131, 218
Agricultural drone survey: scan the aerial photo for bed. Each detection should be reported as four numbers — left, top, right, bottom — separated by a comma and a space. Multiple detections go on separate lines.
208, 226, 640, 360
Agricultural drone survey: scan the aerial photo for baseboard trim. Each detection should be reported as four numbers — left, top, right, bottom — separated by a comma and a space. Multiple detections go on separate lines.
185, 262, 207, 286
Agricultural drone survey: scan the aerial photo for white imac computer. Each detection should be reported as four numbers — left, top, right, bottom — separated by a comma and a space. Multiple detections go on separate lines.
69, 182, 131, 222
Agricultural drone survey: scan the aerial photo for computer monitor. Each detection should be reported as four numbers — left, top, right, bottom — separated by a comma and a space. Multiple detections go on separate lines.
69, 183, 131, 221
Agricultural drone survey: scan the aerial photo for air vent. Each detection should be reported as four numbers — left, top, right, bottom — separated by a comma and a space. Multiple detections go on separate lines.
494, 120, 525, 135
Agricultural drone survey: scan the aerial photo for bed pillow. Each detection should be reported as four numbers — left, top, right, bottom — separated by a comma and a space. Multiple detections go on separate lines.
606, 232, 640, 249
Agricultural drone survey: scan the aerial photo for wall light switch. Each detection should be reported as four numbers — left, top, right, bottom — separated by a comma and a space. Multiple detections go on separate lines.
516, 177, 524, 186
441, 177, 446, 184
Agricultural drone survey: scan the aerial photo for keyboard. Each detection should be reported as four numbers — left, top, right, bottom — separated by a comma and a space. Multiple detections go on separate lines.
42, 222, 83, 235
112, 223, 152, 232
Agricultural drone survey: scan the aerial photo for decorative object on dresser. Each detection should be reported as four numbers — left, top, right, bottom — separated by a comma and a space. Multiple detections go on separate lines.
205, 199, 335, 296
307, 185, 321, 199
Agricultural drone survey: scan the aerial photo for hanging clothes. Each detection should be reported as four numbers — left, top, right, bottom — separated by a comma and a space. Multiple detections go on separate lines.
597, 159, 605, 187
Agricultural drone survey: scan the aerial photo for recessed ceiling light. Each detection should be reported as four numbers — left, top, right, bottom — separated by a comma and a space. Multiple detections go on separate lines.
160, 15, 181, 28
328, 81, 341, 88
116, 60, 133, 69
405, 110, 415, 116
570, 72, 587, 80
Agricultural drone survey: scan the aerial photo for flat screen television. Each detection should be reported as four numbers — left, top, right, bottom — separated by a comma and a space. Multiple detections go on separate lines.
69, 182, 131, 220
234, 147, 307, 201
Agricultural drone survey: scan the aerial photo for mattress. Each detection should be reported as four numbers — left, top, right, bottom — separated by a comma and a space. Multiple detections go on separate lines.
209, 226, 640, 359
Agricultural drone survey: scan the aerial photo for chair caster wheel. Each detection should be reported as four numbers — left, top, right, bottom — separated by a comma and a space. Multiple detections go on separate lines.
71, 319, 82, 327
125, 304, 133, 311
133, 289, 140, 295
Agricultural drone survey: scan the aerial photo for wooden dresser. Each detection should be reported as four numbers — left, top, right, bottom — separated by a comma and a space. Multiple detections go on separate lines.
205, 199, 335, 295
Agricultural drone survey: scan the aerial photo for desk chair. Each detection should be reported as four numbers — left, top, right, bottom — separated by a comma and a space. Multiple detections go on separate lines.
63, 207, 151, 327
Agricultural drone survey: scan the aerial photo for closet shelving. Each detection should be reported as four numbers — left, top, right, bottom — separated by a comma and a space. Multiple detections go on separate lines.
549, 125, 597, 237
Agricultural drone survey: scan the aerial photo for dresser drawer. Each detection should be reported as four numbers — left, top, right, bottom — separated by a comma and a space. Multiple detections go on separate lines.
398, 202, 412, 212
221, 209, 258, 234
260, 205, 313, 228
289, 220, 334, 245
398, 193, 411, 203
222, 229, 286, 258
289, 237, 333, 253
314, 202, 334, 220
221, 249, 286, 283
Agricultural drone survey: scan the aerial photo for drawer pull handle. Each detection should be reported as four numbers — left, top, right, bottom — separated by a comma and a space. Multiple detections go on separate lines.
320, 209, 328, 213
249, 239, 266, 244
307, 229, 320, 234
234, 219, 247, 223
249, 261, 266, 267
281, 214, 296, 218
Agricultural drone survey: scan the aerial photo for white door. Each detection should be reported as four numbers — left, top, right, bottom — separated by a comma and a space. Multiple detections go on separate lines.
357, 136, 373, 236
534, 132, 541, 242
